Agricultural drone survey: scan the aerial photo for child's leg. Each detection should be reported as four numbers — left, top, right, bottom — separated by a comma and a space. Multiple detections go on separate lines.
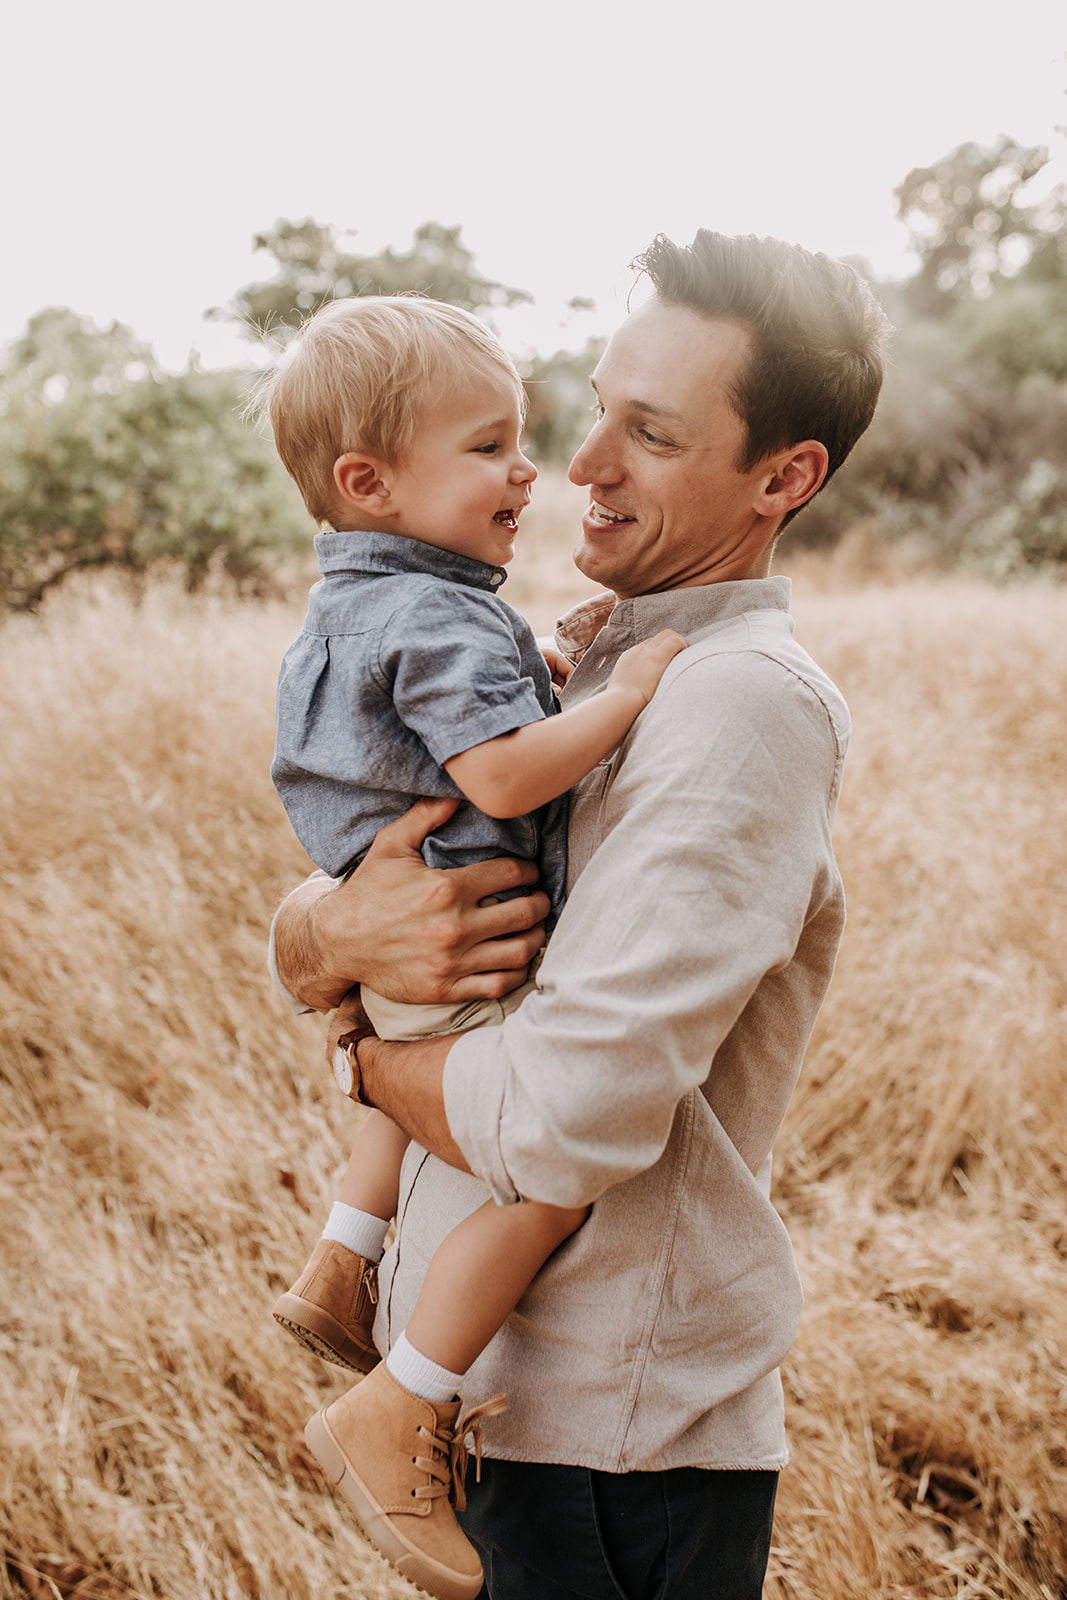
280, 981, 539, 1379
336, 1109, 411, 1233
303, 1200, 580, 1600
389, 1199, 588, 1398
273, 1111, 410, 1372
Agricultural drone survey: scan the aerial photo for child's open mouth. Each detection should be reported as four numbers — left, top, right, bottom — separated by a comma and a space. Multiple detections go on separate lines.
493, 511, 518, 530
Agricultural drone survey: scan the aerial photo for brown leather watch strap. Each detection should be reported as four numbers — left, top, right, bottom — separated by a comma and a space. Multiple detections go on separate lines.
333, 1024, 375, 1103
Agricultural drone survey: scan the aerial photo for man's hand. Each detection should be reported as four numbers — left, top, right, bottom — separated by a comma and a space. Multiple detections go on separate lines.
273, 797, 550, 1013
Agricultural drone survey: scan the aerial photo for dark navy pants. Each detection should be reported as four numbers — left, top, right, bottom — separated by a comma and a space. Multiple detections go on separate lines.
458, 1458, 778, 1599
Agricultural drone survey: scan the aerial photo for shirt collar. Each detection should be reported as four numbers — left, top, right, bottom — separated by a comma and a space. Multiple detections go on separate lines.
314, 529, 509, 594
555, 577, 792, 662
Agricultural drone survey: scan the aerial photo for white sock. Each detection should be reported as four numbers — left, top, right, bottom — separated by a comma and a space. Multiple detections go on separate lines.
322, 1201, 390, 1263
386, 1331, 465, 1404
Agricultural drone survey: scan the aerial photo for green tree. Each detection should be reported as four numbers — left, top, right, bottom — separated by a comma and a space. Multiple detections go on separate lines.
952, 271, 1067, 386
520, 336, 605, 465
213, 219, 532, 342
895, 135, 1067, 317
0, 309, 308, 612
784, 142, 1067, 574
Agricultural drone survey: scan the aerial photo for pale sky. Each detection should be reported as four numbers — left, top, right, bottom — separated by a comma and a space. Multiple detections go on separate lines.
2, 0, 1064, 370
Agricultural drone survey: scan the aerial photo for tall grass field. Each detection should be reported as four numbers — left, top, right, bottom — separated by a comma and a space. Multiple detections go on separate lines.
2, 486, 1065, 1599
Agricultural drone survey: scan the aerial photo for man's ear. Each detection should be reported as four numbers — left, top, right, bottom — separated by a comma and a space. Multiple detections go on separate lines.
755, 442, 829, 519
333, 452, 392, 515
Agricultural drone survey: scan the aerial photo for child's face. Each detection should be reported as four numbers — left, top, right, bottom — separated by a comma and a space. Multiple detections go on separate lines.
385, 371, 537, 567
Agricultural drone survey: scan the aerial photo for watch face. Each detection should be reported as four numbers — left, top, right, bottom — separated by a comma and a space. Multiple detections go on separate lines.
333, 1044, 355, 1097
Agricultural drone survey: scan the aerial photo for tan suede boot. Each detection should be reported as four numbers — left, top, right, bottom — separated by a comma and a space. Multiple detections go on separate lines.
272, 1239, 380, 1373
304, 1364, 507, 1600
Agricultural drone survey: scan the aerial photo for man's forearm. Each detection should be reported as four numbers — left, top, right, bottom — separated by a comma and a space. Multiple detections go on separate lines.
357, 1034, 471, 1174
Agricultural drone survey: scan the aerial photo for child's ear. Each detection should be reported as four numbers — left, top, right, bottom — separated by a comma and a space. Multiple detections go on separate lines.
333, 452, 392, 513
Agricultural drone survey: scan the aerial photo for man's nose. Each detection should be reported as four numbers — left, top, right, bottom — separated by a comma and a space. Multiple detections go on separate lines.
569, 424, 611, 486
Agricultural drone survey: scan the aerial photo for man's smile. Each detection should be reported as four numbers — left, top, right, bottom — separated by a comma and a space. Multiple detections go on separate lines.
588, 501, 635, 525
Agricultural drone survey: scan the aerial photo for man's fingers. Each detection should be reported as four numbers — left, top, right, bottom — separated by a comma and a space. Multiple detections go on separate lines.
365, 796, 462, 860
448, 930, 547, 999
466, 889, 551, 943
457, 853, 541, 907
455, 926, 546, 980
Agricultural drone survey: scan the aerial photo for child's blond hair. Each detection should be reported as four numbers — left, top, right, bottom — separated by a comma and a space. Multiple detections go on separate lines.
258, 296, 525, 526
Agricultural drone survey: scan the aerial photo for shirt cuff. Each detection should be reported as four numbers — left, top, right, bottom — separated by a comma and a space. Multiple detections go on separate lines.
442, 1027, 521, 1205
267, 870, 335, 1016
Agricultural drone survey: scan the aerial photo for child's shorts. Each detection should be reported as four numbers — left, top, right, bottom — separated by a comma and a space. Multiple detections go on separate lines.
360, 948, 544, 1043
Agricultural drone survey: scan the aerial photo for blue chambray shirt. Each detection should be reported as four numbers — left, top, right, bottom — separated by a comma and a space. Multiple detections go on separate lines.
271, 530, 568, 924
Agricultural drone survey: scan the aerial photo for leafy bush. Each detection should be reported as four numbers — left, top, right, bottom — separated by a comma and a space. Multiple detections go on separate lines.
520, 337, 606, 466
0, 310, 309, 612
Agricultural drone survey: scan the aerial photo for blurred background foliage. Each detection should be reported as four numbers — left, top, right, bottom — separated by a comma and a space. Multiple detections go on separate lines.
209, 218, 533, 336
795, 134, 1067, 576
2, 134, 1066, 611
0, 311, 307, 611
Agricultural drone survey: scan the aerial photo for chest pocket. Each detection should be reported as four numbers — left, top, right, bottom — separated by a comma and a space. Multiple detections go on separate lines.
566, 751, 622, 891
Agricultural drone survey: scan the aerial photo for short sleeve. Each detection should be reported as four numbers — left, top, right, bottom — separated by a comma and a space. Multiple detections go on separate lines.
380, 586, 549, 764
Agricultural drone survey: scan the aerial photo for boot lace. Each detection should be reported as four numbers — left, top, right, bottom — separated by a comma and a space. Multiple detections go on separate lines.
412, 1393, 509, 1511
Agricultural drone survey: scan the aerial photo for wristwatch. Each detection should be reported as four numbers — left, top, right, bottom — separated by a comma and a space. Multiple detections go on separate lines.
333, 1024, 375, 1101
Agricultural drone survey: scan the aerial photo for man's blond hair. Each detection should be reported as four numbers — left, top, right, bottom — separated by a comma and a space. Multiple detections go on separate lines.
258, 296, 524, 526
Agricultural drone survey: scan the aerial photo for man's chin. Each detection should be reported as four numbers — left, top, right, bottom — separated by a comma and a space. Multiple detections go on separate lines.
573, 540, 620, 591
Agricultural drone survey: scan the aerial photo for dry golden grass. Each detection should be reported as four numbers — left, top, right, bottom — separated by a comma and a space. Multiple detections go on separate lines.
1, 498, 1065, 1599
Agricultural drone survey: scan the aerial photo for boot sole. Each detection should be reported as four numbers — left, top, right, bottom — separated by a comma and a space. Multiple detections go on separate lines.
272, 1293, 380, 1374
304, 1406, 483, 1600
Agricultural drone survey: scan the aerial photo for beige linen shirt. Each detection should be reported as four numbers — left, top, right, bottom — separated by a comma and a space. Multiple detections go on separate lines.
374, 575, 850, 1473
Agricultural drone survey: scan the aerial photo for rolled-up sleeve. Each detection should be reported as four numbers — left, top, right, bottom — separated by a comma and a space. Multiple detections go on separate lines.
443, 647, 844, 1209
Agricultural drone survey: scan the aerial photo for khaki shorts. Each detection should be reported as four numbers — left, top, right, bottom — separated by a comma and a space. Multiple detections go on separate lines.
360, 949, 543, 1043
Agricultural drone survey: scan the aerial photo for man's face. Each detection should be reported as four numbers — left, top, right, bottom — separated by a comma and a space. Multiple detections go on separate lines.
568, 299, 777, 598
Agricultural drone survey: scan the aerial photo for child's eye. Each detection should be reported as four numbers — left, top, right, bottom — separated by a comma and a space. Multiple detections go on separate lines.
474, 442, 499, 454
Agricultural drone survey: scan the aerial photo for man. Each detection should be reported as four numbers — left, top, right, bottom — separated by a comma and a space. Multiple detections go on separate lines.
273, 230, 890, 1598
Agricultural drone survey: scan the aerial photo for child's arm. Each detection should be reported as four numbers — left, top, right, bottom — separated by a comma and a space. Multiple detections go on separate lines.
444, 629, 687, 819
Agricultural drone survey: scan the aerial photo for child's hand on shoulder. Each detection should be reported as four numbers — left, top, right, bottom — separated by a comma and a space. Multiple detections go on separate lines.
541, 645, 575, 691
608, 630, 688, 708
